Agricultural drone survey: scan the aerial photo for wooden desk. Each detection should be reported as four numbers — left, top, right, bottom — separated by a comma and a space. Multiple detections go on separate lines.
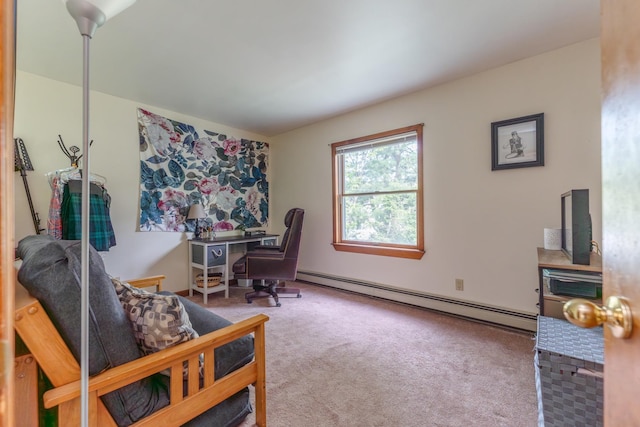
188, 234, 278, 303
536, 248, 603, 318
537, 247, 602, 272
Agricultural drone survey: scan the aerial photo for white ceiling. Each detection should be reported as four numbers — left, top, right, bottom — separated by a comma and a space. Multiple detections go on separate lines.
16, 0, 600, 137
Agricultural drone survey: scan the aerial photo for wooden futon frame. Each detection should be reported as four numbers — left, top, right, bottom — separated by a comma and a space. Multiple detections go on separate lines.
14, 275, 268, 426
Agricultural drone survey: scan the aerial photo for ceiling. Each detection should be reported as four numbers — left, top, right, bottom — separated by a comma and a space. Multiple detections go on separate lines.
16, 0, 600, 137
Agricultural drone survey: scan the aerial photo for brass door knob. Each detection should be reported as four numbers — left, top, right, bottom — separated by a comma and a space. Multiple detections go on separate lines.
563, 296, 633, 339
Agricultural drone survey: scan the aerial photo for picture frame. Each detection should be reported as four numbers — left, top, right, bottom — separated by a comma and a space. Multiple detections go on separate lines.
491, 113, 544, 171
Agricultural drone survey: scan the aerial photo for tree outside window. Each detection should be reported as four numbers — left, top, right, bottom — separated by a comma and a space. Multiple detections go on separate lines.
331, 124, 424, 259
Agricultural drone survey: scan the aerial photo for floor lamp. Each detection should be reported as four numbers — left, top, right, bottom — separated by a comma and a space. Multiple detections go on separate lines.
62, 1, 136, 425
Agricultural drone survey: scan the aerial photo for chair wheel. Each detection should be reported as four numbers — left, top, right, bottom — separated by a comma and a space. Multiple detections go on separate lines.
247, 300, 253, 304
297, 294, 302, 298
276, 302, 281, 307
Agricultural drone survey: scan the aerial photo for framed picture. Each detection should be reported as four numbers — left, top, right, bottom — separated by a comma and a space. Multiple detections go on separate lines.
491, 113, 544, 170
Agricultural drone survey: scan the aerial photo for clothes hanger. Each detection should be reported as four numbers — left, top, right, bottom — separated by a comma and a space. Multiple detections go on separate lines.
88, 171, 107, 186
46, 167, 107, 188
64, 170, 107, 186
45, 166, 77, 189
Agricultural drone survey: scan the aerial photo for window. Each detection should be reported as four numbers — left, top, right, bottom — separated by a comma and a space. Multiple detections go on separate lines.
331, 124, 424, 259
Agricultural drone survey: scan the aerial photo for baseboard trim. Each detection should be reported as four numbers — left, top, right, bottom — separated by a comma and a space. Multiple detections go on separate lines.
297, 270, 537, 332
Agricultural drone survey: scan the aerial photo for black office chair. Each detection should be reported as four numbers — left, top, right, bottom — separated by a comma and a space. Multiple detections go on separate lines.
232, 208, 304, 307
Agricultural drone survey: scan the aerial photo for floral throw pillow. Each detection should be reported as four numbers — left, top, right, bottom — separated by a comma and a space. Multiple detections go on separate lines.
111, 277, 201, 377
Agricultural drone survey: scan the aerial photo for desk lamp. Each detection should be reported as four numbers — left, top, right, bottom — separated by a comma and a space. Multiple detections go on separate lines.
188, 204, 207, 239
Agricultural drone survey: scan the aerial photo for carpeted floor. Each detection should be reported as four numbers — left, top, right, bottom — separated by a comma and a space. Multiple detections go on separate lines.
186, 282, 538, 427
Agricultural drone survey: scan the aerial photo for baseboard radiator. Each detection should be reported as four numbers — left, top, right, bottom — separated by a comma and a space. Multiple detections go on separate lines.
297, 270, 537, 332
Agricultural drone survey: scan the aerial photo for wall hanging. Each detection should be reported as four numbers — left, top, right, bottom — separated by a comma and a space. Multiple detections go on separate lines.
491, 113, 544, 171
137, 108, 269, 232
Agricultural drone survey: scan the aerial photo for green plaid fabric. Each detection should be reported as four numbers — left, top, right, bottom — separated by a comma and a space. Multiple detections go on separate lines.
61, 180, 116, 251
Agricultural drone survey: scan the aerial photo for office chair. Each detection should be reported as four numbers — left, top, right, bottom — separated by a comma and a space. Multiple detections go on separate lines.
232, 208, 304, 307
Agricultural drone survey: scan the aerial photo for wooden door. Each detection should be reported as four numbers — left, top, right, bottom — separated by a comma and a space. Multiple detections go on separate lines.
0, 0, 15, 425
601, 0, 640, 425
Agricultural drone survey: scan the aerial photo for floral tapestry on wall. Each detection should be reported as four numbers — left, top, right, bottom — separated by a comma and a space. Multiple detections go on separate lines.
137, 108, 269, 232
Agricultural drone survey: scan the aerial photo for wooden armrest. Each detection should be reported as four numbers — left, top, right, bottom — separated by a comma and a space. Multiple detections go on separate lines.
125, 275, 166, 292
44, 313, 268, 409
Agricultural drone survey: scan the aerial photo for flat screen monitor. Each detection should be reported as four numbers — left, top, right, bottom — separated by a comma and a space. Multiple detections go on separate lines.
561, 189, 591, 265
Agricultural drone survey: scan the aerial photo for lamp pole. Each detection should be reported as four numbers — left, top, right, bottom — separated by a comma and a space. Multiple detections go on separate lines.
80, 30, 91, 427
62, 2, 136, 425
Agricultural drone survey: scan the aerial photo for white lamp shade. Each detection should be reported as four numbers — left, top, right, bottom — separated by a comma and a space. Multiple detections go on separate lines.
187, 204, 207, 220
63, 0, 136, 35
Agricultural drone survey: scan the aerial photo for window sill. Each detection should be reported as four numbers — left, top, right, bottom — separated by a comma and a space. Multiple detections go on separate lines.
332, 242, 425, 260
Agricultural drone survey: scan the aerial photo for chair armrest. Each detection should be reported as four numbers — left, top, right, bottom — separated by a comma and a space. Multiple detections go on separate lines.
43, 314, 269, 427
125, 275, 166, 292
245, 250, 285, 259
251, 245, 280, 251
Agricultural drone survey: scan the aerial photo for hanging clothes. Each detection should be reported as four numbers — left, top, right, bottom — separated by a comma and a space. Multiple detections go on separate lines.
60, 179, 116, 251
47, 175, 63, 239
46, 167, 106, 190
46, 167, 116, 251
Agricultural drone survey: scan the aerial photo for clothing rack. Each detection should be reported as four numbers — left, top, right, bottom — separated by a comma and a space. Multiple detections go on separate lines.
57, 134, 93, 167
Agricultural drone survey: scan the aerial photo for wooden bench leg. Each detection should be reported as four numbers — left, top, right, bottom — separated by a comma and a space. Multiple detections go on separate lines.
14, 354, 38, 427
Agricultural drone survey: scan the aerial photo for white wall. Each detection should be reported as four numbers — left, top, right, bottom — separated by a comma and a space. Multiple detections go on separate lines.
15, 38, 601, 312
270, 38, 602, 314
14, 72, 270, 292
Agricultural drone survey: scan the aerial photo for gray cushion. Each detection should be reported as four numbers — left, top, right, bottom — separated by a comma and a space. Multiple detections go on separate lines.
17, 235, 253, 427
17, 235, 169, 426
170, 294, 255, 379
183, 388, 252, 427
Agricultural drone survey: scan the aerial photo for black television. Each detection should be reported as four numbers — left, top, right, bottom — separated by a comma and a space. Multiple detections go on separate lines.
561, 189, 591, 265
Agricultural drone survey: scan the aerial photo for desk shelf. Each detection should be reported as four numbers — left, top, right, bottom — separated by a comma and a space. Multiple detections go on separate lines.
188, 234, 278, 304
191, 281, 227, 297
536, 248, 602, 319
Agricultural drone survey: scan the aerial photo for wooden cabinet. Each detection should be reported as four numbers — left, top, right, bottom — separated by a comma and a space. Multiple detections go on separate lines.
536, 248, 603, 319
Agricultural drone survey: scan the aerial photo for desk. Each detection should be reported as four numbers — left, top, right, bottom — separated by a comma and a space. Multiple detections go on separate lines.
188, 234, 278, 303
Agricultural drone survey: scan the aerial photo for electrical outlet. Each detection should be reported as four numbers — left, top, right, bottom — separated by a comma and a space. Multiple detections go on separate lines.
455, 278, 464, 291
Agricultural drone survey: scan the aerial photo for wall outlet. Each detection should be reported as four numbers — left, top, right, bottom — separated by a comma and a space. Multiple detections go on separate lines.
455, 278, 464, 291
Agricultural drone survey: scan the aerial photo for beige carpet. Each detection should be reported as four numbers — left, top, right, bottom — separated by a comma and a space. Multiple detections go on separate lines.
186, 282, 538, 427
